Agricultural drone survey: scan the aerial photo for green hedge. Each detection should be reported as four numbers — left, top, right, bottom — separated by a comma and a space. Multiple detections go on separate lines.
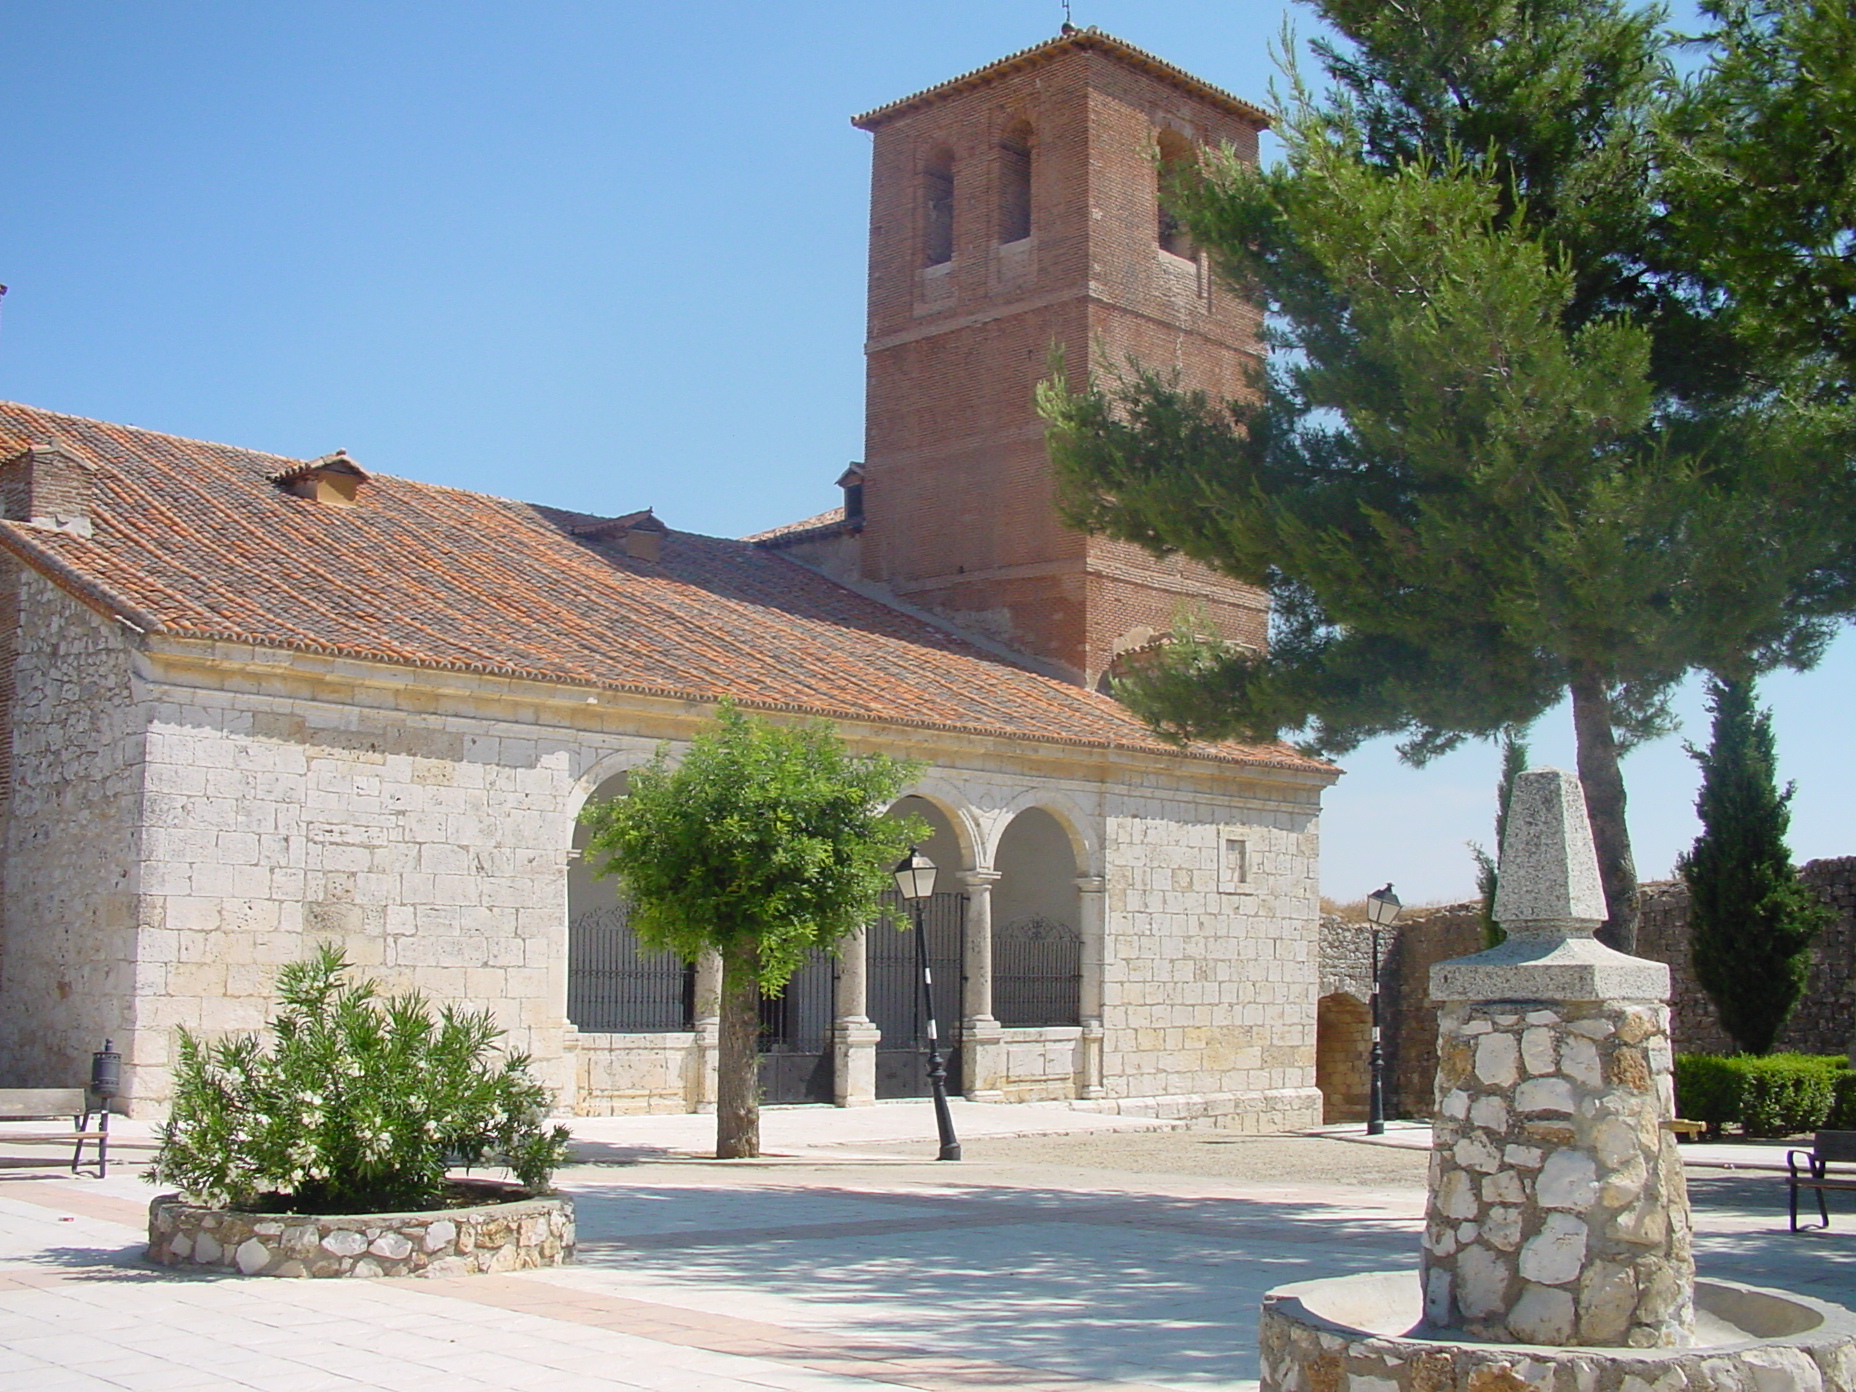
1674, 1053, 1849, 1137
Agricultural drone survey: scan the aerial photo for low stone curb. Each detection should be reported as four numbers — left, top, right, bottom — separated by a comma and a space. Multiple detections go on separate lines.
146, 1181, 574, 1278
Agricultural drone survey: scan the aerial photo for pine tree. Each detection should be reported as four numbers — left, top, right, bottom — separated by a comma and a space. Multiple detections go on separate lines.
1678, 676, 1829, 1054
1042, 0, 1856, 951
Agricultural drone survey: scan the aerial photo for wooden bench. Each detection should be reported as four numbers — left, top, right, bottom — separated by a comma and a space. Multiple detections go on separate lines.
1788, 1130, 1856, 1231
0, 1089, 110, 1178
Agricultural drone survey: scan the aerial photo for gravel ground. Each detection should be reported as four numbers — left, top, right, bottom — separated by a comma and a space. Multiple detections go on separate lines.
859, 1129, 1436, 1185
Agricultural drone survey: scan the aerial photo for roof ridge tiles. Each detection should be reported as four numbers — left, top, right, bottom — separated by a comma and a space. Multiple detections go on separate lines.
0, 399, 1331, 774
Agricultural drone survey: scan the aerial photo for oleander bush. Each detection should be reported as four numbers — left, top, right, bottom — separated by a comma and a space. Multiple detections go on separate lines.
150, 945, 571, 1213
1674, 1052, 1846, 1138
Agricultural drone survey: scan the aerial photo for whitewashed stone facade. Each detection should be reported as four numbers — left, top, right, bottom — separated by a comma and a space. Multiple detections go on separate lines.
0, 570, 1332, 1125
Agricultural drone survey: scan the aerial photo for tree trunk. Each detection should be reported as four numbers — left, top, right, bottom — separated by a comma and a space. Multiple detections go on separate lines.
1569, 668, 1640, 954
715, 942, 761, 1159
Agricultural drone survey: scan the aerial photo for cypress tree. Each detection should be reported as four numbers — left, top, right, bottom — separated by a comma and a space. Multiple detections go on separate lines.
1473, 730, 1530, 948
1678, 676, 1829, 1054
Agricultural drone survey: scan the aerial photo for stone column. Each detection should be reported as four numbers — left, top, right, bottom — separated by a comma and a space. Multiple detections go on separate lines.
1075, 875, 1108, 1099
692, 950, 722, 1114
1420, 768, 1693, 1348
833, 925, 879, 1106
958, 869, 1004, 1101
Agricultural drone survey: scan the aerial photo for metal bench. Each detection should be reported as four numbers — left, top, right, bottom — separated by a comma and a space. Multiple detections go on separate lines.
1787, 1130, 1856, 1231
0, 1088, 110, 1178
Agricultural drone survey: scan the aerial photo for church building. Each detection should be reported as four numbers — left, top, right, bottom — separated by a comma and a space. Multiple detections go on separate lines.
0, 29, 1337, 1126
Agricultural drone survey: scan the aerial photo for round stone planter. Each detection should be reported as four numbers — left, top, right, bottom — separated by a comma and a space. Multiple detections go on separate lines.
146, 1180, 574, 1278
1261, 1270, 1856, 1392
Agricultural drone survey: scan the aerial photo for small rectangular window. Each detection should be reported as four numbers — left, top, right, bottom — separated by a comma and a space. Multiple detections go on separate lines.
1221, 834, 1249, 893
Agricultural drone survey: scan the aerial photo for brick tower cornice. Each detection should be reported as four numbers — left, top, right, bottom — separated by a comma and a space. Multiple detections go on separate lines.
851, 27, 1270, 132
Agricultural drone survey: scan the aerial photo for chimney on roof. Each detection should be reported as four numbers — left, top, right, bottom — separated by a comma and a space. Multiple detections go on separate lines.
836, 464, 865, 526
273, 451, 370, 508
0, 442, 93, 536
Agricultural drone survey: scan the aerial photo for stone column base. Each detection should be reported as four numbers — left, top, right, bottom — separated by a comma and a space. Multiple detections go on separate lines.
1079, 1017, 1105, 1099
835, 1017, 880, 1107
963, 1016, 1004, 1101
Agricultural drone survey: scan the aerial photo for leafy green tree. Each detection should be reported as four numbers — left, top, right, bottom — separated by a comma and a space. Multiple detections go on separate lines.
1472, 730, 1530, 947
1677, 676, 1829, 1054
1042, 0, 1856, 949
579, 703, 920, 1158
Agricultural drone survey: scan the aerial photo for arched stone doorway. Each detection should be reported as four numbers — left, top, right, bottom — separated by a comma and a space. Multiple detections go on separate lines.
567, 772, 693, 1033
1315, 993, 1372, 1123
869, 796, 966, 1098
991, 807, 1081, 1027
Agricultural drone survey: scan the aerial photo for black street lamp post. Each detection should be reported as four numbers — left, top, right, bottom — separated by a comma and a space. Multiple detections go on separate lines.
894, 847, 961, 1161
1365, 882, 1402, 1136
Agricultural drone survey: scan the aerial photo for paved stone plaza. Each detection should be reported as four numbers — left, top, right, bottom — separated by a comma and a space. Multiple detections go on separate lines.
0, 1105, 1849, 1392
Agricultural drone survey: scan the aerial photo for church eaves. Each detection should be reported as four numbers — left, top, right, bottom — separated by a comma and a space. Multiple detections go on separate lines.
0, 400, 1329, 775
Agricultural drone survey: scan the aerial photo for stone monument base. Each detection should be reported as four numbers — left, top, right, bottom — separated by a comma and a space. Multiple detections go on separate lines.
1261, 1270, 1856, 1392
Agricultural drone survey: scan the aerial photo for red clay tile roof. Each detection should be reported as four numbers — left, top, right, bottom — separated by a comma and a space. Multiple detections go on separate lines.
744, 506, 856, 548
0, 402, 1328, 773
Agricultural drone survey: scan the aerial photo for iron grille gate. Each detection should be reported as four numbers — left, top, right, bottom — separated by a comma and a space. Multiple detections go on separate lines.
759, 947, 836, 1104
993, 915, 1082, 1027
567, 902, 695, 1032
868, 889, 965, 1098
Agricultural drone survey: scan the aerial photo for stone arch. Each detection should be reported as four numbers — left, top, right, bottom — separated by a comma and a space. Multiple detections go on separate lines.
1315, 992, 1372, 1123
983, 789, 1099, 878
566, 768, 693, 1033
991, 806, 1083, 1027
886, 789, 978, 878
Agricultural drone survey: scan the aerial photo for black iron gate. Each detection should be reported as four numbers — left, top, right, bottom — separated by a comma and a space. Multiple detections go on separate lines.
869, 889, 965, 1098
758, 947, 836, 1104
567, 901, 695, 1032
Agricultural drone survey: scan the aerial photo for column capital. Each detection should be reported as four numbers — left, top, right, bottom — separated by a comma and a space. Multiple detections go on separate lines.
1074, 875, 1108, 893
956, 869, 1002, 889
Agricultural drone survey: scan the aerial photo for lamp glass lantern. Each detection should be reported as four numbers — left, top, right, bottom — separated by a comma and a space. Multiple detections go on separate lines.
1366, 884, 1402, 928
892, 847, 939, 901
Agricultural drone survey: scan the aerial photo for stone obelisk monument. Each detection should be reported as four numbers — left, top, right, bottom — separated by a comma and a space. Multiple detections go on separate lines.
1420, 767, 1693, 1346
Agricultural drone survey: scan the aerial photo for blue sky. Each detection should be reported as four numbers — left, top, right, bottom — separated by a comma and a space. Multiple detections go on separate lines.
5, 0, 1849, 905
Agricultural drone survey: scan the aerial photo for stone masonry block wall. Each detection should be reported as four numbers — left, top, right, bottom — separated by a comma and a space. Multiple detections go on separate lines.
996, 1025, 1082, 1102
0, 572, 146, 1094
574, 1031, 701, 1116
1102, 779, 1324, 1131
123, 684, 656, 1112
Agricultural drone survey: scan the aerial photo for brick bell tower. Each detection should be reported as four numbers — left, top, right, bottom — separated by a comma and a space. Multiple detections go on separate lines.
851, 29, 1272, 688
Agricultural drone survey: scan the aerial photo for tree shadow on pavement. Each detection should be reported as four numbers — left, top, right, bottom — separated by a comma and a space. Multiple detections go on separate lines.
564, 1179, 1419, 1388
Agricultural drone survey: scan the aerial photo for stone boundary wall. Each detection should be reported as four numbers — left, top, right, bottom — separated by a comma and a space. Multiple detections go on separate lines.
147, 1186, 573, 1278
1321, 859, 1856, 1122
1638, 857, 1856, 1057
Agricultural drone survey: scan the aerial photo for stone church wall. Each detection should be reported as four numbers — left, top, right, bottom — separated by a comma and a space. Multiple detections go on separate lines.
0, 571, 148, 1091
1099, 781, 1323, 1130
0, 623, 1331, 1123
